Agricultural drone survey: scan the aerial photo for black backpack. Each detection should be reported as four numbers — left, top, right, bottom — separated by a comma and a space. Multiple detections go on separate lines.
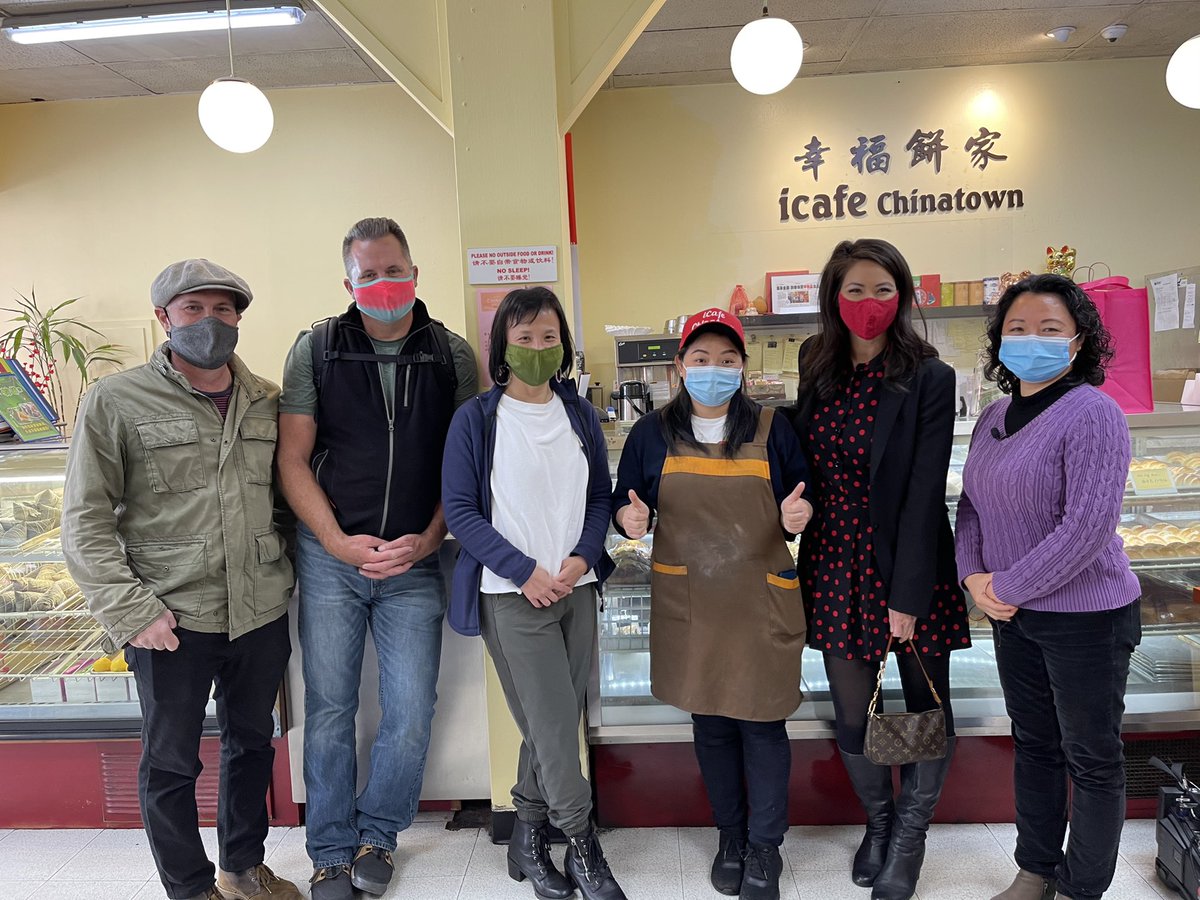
309, 315, 459, 397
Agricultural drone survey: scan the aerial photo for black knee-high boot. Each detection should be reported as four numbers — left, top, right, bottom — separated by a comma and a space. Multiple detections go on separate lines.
871, 737, 956, 900
840, 749, 894, 886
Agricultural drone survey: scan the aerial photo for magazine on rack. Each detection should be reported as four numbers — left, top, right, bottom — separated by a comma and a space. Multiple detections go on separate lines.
0, 358, 60, 442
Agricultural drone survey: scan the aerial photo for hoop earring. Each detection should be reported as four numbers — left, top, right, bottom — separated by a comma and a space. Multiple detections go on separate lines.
495, 364, 510, 387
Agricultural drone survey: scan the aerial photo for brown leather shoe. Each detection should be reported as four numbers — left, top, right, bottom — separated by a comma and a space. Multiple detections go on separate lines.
216, 863, 303, 899
183, 888, 223, 900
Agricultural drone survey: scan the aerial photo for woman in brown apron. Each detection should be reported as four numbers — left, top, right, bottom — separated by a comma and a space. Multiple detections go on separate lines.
791, 239, 969, 900
613, 308, 811, 900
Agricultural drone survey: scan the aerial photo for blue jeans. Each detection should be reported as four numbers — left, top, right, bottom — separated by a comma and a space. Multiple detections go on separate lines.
297, 524, 447, 869
993, 599, 1140, 899
692, 714, 791, 847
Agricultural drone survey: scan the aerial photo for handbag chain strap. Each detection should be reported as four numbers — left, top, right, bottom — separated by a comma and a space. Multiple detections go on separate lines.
866, 636, 943, 717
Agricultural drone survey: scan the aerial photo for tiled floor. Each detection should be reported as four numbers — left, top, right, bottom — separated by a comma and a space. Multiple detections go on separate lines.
0, 816, 1175, 899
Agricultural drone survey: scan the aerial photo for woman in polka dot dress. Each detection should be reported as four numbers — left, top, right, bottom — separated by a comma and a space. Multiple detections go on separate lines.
791, 239, 969, 900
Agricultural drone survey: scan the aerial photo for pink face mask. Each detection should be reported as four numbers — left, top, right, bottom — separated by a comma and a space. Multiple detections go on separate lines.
838, 293, 898, 341
352, 276, 416, 323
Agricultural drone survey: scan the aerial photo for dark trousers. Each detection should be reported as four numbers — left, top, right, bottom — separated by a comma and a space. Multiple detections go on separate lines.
823, 648, 954, 755
692, 714, 790, 847
127, 614, 291, 899
993, 600, 1140, 900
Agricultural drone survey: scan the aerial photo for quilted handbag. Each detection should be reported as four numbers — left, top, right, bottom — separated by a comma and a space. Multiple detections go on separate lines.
863, 637, 948, 766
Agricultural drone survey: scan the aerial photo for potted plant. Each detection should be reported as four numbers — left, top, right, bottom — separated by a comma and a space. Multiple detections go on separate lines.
0, 289, 126, 432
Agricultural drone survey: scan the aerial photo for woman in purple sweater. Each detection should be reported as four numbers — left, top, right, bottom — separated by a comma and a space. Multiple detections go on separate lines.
956, 274, 1140, 900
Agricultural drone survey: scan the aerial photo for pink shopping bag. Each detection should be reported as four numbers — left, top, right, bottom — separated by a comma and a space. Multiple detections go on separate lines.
1078, 276, 1155, 414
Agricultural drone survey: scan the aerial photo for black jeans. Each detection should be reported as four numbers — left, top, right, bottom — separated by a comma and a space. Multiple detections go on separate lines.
692, 714, 790, 847
127, 615, 292, 899
993, 600, 1141, 900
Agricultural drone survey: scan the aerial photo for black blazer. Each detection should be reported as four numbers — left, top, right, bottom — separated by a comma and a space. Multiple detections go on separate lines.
790, 343, 963, 619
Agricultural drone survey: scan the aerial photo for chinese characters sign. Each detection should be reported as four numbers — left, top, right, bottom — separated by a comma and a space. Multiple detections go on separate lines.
778, 124, 1025, 224
467, 245, 558, 285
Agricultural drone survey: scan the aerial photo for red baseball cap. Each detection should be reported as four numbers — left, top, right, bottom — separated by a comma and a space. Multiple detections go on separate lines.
679, 308, 746, 354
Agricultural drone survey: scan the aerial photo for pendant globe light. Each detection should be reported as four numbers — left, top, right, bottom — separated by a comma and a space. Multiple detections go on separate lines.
198, 0, 274, 152
1166, 34, 1200, 109
730, 5, 803, 96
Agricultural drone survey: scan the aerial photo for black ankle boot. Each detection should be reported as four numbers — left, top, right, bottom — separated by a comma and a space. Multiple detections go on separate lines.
871, 737, 956, 900
507, 818, 573, 900
565, 828, 627, 900
710, 827, 747, 895
840, 749, 894, 886
739, 843, 783, 900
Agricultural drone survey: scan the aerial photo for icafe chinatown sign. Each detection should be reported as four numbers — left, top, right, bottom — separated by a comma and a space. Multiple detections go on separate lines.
777, 125, 1026, 223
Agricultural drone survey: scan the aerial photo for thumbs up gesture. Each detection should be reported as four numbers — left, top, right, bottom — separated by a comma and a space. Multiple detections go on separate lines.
618, 489, 651, 540
780, 482, 812, 535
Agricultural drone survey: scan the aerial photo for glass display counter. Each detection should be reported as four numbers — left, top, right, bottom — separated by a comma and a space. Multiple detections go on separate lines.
591, 406, 1200, 739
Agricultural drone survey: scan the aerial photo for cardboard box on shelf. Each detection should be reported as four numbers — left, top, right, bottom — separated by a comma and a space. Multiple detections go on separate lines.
968, 281, 985, 306
941, 283, 956, 307
1153, 370, 1198, 404
954, 282, 971, 307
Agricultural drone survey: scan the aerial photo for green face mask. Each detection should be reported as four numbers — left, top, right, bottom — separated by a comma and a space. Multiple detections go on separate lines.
505, 344, 563, 387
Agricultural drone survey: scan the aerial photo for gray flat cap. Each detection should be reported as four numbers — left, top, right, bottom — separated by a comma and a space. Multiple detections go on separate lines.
151, 258, 253, 311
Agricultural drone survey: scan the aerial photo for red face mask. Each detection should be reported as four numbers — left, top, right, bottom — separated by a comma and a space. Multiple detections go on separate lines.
838, 293, 898, 341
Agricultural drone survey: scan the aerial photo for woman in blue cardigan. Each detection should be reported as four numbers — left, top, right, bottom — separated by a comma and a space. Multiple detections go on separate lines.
442, 287, 623, 900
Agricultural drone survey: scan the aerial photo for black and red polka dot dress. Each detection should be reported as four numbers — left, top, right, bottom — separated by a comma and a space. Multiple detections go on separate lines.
803, 357, 970, 661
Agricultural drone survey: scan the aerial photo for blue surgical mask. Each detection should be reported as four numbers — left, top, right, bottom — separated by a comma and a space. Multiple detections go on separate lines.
684, 365, 742, 407
999, 334, 1078, 384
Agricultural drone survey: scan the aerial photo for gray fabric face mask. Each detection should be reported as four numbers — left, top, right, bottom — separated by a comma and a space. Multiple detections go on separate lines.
167, 316, 239, 370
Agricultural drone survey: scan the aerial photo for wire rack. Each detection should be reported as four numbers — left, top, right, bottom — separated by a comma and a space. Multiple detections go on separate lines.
1, 555, 105, 684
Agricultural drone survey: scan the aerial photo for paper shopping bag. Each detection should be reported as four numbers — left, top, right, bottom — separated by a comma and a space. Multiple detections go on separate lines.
1078, 276, 1155, 414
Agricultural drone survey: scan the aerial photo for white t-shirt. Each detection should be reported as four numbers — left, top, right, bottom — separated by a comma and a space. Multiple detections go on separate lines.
481, 393, 598, 594
691, 414, 726, 445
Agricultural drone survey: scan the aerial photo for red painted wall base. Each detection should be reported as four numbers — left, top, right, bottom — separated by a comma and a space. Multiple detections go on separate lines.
0, 736, 301, 829
594, 733, 1174, 828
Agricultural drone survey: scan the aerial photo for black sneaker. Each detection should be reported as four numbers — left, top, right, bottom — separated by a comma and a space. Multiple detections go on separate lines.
309, 865, 353, 900
351, 845, 395, 896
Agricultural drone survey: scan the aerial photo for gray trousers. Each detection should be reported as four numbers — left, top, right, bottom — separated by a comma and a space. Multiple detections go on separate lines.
479, 584, 597, 835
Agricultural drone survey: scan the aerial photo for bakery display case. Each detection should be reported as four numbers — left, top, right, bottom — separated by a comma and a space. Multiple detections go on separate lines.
0, 442, 147, 727
0, 441, 301, 828
591, 405, 1200, 738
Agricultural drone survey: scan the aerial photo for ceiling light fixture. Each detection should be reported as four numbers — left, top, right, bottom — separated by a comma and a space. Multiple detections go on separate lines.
0, 2, 303, 45
1166, 34, 1200, 108
730, 5, 804, 96
198, 1, 274, 153
1045, 26, 1076, 43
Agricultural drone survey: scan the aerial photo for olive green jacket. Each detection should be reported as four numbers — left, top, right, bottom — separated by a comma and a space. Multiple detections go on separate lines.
62, 345, 294, 653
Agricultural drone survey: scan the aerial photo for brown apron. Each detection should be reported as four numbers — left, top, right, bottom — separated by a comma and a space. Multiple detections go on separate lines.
649, 406, 806, 722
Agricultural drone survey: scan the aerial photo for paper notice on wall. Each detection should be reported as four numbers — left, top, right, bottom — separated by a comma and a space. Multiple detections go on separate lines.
468, 245, 558, 285
762, 339, 784, 375
1183, 283, 1196, 330
1151, 273, 1181, 332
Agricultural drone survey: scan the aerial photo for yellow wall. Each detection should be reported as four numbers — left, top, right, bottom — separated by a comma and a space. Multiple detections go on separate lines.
0, 84, 465, 387
570, 58, 1200, 393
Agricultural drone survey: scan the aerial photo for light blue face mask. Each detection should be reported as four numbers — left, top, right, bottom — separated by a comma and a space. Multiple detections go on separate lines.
684, 365, 742, 407
999, 334, 1078, 384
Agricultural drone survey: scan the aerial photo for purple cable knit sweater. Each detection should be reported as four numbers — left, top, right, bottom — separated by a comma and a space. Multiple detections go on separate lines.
955, 385, 1140, 612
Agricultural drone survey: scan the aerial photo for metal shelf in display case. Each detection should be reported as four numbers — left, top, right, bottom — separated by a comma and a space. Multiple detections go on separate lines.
590, 405, 1200, 743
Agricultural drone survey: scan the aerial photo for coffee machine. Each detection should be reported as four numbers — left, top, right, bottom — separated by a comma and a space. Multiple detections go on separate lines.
613, 335, 681, 420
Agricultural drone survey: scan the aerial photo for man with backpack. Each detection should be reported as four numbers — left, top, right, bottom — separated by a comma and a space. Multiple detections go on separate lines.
277, 217, 478, 900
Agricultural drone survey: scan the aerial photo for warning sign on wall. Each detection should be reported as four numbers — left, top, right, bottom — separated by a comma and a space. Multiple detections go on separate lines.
467, 245, 558, 285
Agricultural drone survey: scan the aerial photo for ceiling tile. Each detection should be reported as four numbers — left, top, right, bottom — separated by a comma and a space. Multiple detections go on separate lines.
0, 35, 91, 69
65, 9, 348, 64
0, 61, 146, 102
845, 7, 1136, 61
1070, 1, 1200, 52
647, 0, 878, 31
110, 47, 379, 94
875, 0, 1137, 12
838, 49, 1074, 74
616, 18, 863, 75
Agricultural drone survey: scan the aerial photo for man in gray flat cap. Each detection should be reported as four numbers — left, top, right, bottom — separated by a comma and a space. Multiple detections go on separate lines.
62, 259, 302, 900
